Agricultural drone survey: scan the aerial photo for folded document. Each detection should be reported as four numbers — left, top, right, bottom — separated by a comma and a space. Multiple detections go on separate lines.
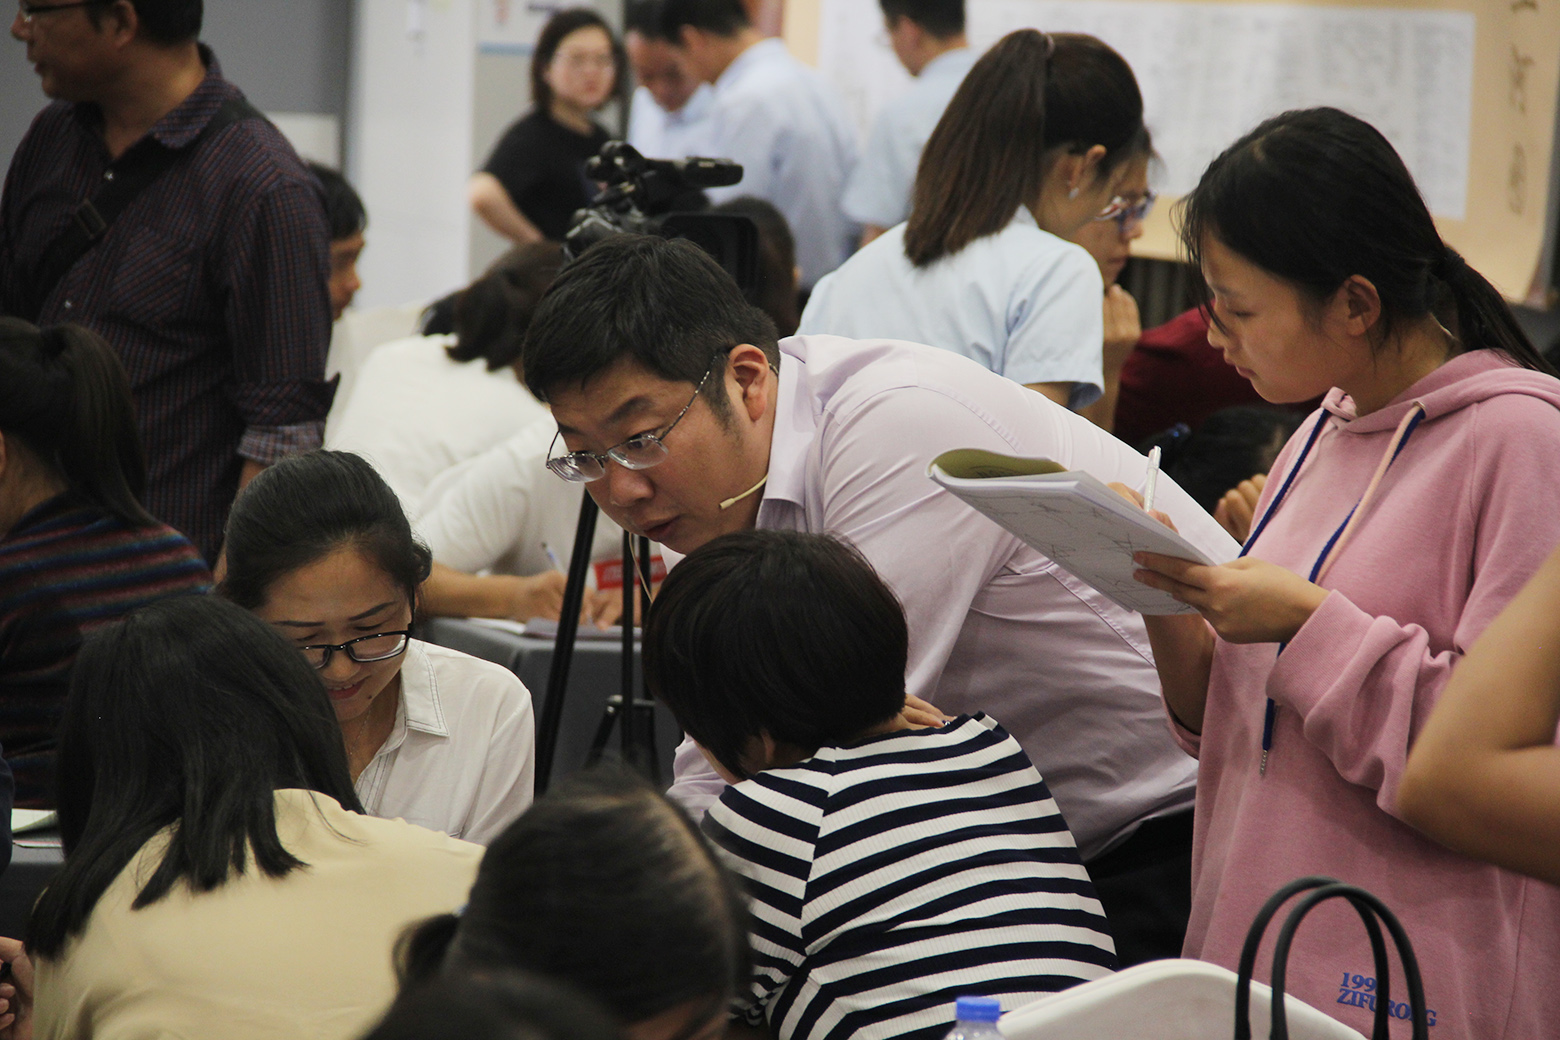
928, 448, 1239, 615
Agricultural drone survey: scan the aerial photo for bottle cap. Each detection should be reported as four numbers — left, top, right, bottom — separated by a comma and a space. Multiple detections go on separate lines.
955, 997, 1002, 1023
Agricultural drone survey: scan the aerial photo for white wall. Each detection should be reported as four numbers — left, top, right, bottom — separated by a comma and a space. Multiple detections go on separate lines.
348, 0, 478, 310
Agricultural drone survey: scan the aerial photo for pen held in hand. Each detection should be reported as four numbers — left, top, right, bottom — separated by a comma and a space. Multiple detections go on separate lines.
1143, 445, 1162, 514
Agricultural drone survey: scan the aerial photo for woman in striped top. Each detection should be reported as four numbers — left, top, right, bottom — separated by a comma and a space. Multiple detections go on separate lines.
0, 319, 210, 806
643, 530, 1118, 1040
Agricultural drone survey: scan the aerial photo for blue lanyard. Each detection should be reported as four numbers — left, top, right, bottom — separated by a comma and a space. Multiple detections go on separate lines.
1243, 407, 1426, 775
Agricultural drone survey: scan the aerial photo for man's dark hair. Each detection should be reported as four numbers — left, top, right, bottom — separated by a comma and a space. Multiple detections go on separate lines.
520, 235, 778, 418
89, 0, 202, 45
307, 162, 367, 242
659, 0, 751, 39
396, 768, 750, 1026
642, 530, 910, 780
27, 595, 362, 958
879, 0, 964, 39
363, 971, 621, 1040
624, 0, 672, 40
449, 242, 566, 371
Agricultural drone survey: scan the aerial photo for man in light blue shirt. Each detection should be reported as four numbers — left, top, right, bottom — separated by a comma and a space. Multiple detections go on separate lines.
661, 0, 858, 289
843, 0, 975, 247
624, 0, 718, 161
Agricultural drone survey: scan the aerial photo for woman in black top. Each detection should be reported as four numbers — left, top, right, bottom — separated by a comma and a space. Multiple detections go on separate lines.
469, 9, 627, 243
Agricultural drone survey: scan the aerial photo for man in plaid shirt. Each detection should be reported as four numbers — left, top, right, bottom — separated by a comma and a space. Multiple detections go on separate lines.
2, 0, 336, 561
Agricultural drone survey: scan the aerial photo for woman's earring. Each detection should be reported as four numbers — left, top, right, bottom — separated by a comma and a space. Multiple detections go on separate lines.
1068, 186, 1080, 199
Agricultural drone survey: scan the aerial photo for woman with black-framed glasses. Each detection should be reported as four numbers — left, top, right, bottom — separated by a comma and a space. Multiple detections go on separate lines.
218, 450, 536, 844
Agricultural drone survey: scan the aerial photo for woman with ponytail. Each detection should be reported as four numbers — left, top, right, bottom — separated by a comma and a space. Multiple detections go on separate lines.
0, 319, 210, 807
1127, 108, 1560, 1038
798, 29, 1151, 410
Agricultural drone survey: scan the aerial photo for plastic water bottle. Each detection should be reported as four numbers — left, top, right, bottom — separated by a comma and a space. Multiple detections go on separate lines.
944, 996, 1004, 1040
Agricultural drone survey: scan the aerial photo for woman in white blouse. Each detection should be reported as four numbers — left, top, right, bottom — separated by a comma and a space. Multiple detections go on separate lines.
219, 450, 535, 844
797, 30, 1153, 411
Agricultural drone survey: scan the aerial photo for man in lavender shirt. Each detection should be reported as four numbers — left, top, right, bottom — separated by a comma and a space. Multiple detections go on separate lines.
520, 234, 1234, 965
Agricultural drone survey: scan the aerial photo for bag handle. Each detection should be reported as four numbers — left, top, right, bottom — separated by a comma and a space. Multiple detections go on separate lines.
1234, 876, 1427, 1040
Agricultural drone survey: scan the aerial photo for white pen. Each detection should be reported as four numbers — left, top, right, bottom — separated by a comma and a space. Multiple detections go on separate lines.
1143, 445, 1162, 514
542, 542, 563, 573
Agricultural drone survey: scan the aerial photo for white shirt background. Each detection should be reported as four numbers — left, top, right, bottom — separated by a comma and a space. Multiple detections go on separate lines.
325, 334, 551, 510
415, 416, 624, 574
669, 334, 1234, 860
841, 48, 977, 229
798, 208, 1106, 407
356, 639, 536, 845
702, 38, 860, 288
626, 82, 719, 161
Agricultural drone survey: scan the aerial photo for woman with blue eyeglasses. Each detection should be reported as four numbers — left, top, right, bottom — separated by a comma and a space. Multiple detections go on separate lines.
218, 450, 536, 845
797, 29, 1150, 412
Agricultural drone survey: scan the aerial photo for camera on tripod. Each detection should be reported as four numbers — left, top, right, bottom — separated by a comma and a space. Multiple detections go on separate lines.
563, 141, 760, 299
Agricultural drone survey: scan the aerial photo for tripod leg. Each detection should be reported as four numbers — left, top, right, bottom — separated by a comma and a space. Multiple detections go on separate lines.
534, 494, 599, 795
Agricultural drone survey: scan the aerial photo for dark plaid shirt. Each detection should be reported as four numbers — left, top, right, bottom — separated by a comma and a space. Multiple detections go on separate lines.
0, 49, 335, 561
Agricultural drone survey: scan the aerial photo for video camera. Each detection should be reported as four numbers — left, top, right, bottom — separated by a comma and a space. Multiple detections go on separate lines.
564, 141, 760, 298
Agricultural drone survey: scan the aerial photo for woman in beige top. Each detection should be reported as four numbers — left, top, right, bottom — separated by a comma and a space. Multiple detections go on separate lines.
2, 596, 481, 1040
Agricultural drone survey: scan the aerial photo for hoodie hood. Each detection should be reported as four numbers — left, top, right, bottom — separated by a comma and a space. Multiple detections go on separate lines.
1322, 350, 1560, 433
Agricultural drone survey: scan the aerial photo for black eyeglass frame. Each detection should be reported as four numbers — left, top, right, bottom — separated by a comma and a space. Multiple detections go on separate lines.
544, 351, 723, 483
300, 629, 415, 670
19, 0, 112, 20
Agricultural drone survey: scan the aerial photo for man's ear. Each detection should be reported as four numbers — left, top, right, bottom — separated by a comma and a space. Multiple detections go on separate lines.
102, 0, 141, 47
728, 344, 774, 423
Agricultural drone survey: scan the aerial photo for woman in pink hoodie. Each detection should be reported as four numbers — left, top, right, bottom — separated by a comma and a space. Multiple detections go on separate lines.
1132, 107, 1560, 1039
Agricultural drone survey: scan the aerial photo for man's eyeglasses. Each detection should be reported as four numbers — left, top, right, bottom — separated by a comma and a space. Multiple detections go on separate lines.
545, 353, 721, 483
1094, 190, 1158, 229
300, 630, 413, 670
18, 0, 110, 21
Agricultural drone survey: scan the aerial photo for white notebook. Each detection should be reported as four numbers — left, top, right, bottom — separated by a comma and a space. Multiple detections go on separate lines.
928, 448, 1239, 615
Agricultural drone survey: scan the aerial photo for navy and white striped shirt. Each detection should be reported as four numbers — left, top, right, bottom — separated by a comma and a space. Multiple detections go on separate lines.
703, 714, 1117, 1040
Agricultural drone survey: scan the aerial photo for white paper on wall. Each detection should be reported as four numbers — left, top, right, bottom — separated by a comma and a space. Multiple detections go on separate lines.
818, 0, 1475, 219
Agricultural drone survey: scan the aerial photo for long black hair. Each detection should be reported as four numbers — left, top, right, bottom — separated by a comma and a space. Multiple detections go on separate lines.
905, 29, 1146, 266
27, 595, 363, 958
218, 451, 433, 612
1181, 107, 1555, 374
0, 318, 156, 527
397, 768, 749, 1028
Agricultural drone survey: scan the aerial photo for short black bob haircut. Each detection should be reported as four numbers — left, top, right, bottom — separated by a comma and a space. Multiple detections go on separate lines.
308, 162, 367, 243
642, 530, 909, 780
397, 767, 750, 1029
27, 595, 362, 958
659, 0, 750, 38
520, 234, 778, 419
1181, 107, 1554, 376
879, 0, 964, 39
89, 0, 202, 45
218, 451, 433, 613
362, 970, 622, 1040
